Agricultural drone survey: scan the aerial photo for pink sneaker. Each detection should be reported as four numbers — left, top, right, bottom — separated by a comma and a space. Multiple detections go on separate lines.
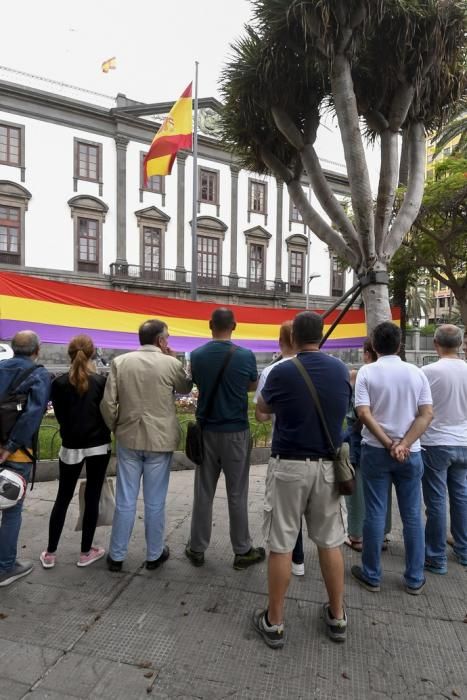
77, 546, 105, 568
40, 551, 56, 569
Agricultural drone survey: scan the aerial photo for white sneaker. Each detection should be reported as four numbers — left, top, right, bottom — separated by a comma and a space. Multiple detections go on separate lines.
292, 562, 305, 576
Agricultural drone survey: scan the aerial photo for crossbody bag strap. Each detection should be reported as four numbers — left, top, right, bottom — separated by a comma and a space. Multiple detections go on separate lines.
203, 345, 237, 422
2, 365, 38, 400
291, 357, 337, 457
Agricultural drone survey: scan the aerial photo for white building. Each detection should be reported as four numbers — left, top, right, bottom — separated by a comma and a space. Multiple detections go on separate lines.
0, 67, 354, 308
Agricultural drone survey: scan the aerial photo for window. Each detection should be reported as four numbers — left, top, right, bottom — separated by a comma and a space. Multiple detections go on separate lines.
68, 195, 108, 274
143, 227, 161, 276
78, 218, 99, 272
197, 235, 219, 282
0, 125, 20, 166
249, 243, 265, 287
0, 205, 20, 263
248, 180, 267, 215
199, 168, 219, 205
439, 297, 446, 308
73, 139, 103, 194
331, 255, 345, 296
140, 152, 165, 203
290, 250, 304, 293
290, 199, 303, 223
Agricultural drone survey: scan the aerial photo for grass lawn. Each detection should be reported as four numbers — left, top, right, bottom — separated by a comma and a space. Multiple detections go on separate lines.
37, 396, 272, 461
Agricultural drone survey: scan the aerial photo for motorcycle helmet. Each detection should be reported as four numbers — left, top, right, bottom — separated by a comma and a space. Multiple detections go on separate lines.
0, 468, 26, 509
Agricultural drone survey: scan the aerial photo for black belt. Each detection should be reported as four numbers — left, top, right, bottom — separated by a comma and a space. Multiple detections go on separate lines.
273, 453, 332, 461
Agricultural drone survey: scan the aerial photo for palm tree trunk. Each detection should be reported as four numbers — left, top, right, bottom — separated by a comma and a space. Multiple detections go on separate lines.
361, 276, 392, 334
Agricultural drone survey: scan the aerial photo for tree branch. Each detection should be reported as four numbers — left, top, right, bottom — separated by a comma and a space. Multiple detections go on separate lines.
388, 82, 415, 132
331, 53, 375, 266
287, 179, 359, 270
384, 122, 426, 259
375, 129, 399, 256
271, 107, 304, 151
300, 143, 361, 261
260, 147, 293, 184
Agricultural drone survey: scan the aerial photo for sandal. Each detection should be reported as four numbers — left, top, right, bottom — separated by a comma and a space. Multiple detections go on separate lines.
344, 537, 363, 553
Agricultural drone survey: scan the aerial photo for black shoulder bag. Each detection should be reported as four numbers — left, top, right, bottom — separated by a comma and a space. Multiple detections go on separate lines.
292, 357, 355, 495
0, 365, 41, 488
185, 346, 236, 466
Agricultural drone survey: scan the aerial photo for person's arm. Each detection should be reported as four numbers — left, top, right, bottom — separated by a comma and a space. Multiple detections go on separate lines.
356, 405, 393, 450
0, 368, 51, 461
392, 404, 433, 461
173, 359, 193, 395
247, 351, 258, 392
100, 361, 119, 431
257, 393, 273, 416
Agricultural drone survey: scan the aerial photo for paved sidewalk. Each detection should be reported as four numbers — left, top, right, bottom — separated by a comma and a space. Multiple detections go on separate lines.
0, 465, 466, 700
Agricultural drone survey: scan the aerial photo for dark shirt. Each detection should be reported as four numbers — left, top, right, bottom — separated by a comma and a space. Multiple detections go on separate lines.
51, 372, 111, 449
262, 351, 351, 458
191, 340, 257, 432
0, 356, 51, 453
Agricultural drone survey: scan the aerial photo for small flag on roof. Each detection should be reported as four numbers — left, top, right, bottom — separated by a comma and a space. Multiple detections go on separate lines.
101, 57, 117, 74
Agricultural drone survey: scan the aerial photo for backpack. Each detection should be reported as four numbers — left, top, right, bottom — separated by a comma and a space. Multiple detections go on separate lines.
0, 365, 41, 483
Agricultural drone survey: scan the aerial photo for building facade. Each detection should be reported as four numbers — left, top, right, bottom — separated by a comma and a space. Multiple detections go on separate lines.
0, 68, 354, 309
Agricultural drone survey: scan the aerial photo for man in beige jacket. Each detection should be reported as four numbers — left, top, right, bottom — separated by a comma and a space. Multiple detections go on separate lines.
101, 319, 192, 571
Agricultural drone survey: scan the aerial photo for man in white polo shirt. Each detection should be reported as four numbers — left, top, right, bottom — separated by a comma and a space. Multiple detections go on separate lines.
353, 322, 432, 594
421, 325, 467, 574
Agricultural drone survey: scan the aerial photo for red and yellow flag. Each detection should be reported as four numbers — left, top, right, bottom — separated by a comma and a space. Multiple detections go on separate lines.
143, 83, 193, 182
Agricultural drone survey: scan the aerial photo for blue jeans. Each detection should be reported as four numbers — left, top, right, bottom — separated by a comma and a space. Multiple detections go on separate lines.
109, 446, 172, 562
361, 445, 425, 588
0, 461, 32, 573
422, 445, 467, 567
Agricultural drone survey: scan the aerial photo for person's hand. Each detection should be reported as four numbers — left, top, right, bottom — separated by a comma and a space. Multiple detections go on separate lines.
165, 345, 177, 358
0, 448, 12, 464
390, 441, 410, 463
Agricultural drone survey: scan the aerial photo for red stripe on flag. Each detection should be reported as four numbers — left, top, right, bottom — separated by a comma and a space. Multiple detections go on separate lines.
146, 133, 193, 160
180, 82, 192, 98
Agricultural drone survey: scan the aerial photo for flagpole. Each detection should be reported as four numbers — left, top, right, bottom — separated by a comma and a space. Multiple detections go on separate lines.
190, 61, 199, 301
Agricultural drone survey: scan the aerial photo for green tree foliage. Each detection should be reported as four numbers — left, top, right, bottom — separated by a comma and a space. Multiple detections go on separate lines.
399, 156, 467, 324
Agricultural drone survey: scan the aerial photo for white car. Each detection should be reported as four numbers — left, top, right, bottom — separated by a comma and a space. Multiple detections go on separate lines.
0, 343, 13, 362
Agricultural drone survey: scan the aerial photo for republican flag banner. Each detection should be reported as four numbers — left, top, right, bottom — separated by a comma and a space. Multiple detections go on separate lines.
143, 83, 193, 182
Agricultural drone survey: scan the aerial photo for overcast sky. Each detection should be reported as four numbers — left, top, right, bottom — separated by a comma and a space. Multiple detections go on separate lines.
1, 0, 253, 102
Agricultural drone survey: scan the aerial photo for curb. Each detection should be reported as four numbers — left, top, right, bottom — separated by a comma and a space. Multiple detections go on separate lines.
35, 446, 271, 481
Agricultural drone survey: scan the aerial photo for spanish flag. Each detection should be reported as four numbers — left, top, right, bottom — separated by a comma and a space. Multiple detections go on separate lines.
143, 83, 193, 182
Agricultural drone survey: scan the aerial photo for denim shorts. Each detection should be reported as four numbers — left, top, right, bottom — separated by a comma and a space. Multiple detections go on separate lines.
263, 457, 347, 552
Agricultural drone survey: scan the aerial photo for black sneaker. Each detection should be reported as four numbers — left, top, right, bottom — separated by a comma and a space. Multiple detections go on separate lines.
146, 546, 170, 570
0, 560, 33, 587
185, 545, 205, 567
106, 555, 123, 572
233, 547, 266, 570
351, 565, 380, 592
323, 603, 347, 643
252, 609, 285, 649
405, 578, 426, 596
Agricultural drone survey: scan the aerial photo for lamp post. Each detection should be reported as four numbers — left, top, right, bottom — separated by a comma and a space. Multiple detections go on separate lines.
305, 273, 322, 309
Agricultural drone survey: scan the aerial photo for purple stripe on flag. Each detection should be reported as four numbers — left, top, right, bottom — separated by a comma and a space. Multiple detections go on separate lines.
0, 320, 364, 353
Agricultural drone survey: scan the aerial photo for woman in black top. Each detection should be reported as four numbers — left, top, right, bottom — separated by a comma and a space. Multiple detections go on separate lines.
40, 335, 111, 569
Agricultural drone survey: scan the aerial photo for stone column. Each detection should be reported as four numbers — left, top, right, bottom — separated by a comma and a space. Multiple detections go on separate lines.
176, 152, 187, 281
275, 179, 284, 284
115, 134, 129, 266
229, 164, 240, 287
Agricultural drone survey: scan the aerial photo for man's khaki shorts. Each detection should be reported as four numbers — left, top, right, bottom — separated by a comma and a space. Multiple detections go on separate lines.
263, 456, 347, 552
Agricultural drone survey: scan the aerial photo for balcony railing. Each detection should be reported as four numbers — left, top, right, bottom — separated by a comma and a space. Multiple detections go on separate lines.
109, 263, 288, 296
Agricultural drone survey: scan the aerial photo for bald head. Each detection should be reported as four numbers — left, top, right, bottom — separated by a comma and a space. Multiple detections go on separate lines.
11, 331, 40, 358
434, 324, 462, 354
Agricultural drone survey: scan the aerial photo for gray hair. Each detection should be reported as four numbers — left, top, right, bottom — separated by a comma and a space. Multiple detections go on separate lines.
434, 324, 463, 350
12, 330, 40, 357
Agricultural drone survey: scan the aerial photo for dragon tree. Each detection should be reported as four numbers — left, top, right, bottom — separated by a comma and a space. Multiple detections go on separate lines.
221, 0, 466, 331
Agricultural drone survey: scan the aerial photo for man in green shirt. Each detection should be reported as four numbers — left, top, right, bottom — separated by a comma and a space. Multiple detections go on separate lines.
185, 308, 265, 570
